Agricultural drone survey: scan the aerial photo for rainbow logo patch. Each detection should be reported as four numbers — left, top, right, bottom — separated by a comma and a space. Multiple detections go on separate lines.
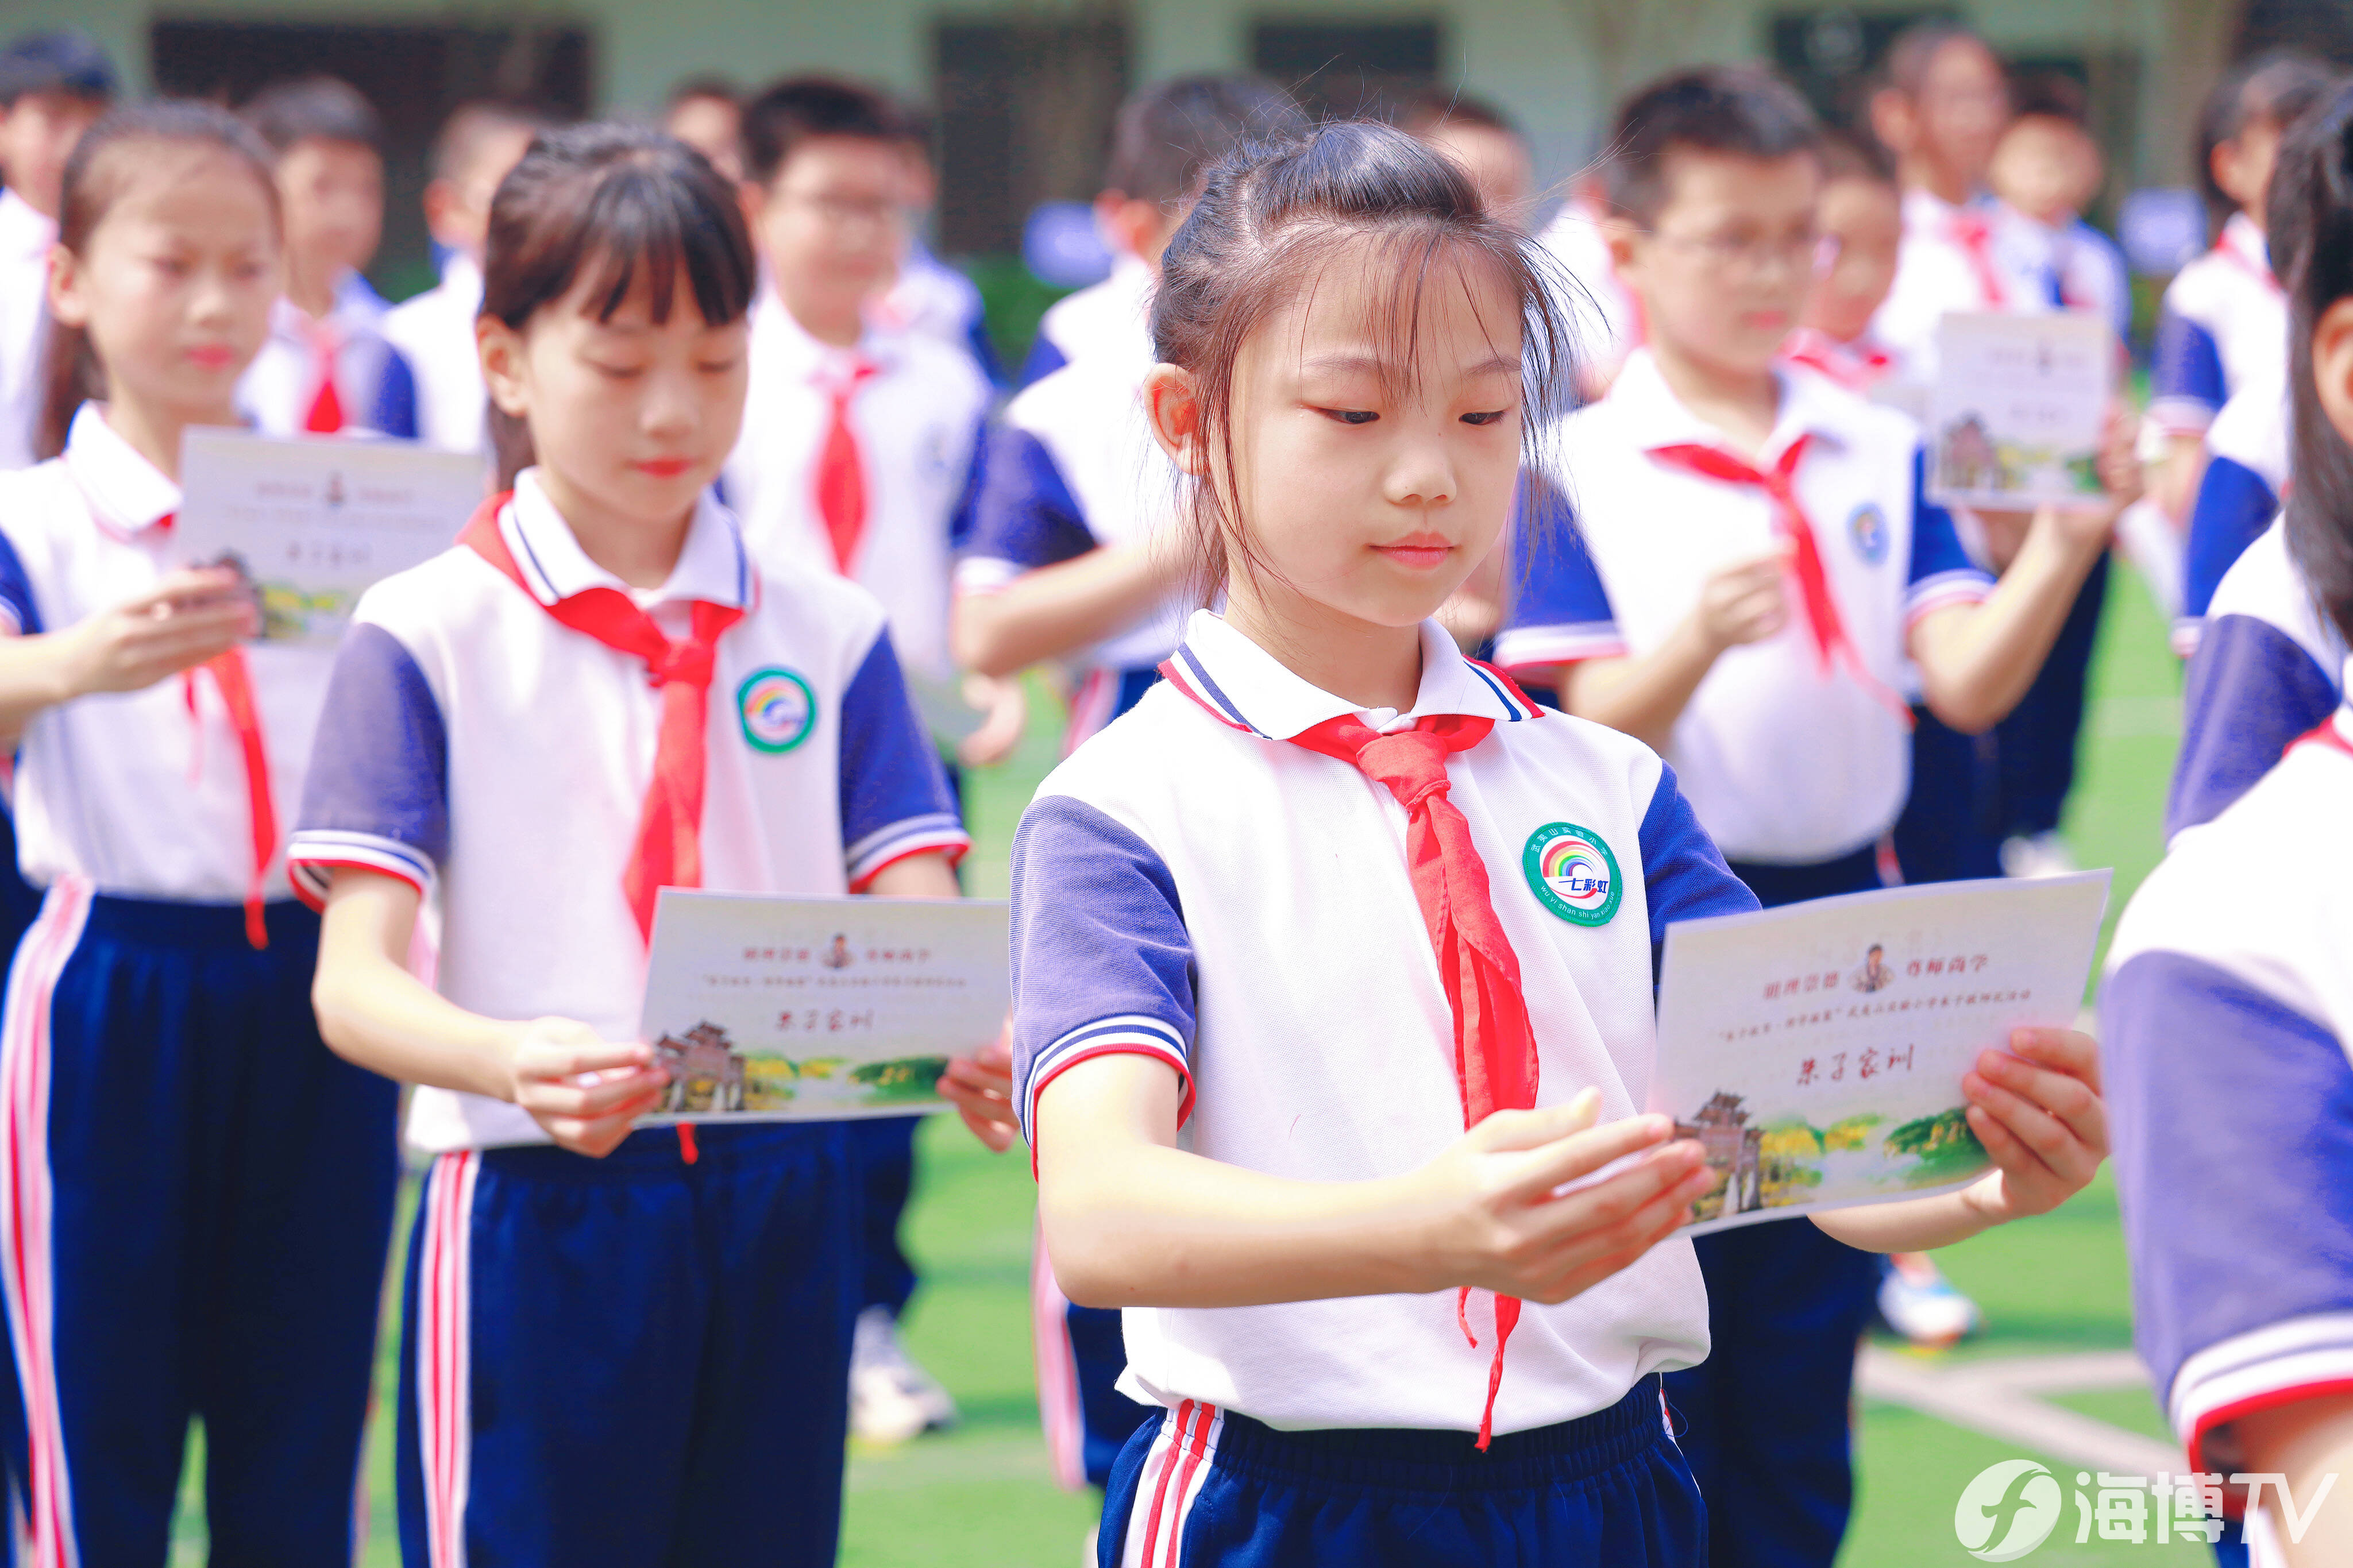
738, 667, 817, 754
1522, 821, 1622, 927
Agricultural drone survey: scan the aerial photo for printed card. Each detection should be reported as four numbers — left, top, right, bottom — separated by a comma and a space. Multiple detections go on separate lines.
1650, 872, 2109, 1236
1927, 311, 2115, 511
174, 428, 485, 646
636, 890, 1010, 1121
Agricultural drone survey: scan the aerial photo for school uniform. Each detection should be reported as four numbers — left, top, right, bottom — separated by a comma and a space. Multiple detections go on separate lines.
2181, 363, 2292, 642
1534, 199, 1640, 389
2167, 518, 2345, 840
238, 281, 421, 442
1020, 253, 1154, 387
1495, 349, 1994, 1568
0, 404, 399, 1566
0, 188, 52, 473
383, 254, 491, 455
2151, 213, 2285, 439
2103, 702, 2353, 1568
1012, 609, 1754, 1565
289, 469, 967, 1566
1870, 190, 2049, 384
958, 342, 1187, 755
875, 240, 1001, 384
1989, 205, 2132, 337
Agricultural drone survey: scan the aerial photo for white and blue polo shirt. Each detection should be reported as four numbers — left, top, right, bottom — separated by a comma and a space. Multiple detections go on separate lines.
721, 292, 991, 694
1019, 254, 1155, 386
1493, 351, 1992, 866
288, 468, 967, 1152
955, 344, 1187, 743
1010, 609, 1753, 1434
2182, 362, 2292, 635
2103, 708, 2353, 1481
0, 188, 53, 472
239, 281, 420, 441
2169, 518, 2347, 840
2151, 214, 2286, 438
1872, 190, 2051, 382
0, 404, 335, 901
383, 254, 490, 455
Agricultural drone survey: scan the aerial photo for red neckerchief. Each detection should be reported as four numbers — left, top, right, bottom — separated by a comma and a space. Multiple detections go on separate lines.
1648, 437, 1913, 725
1945, 210, 2009, 309
811, 356, 881, 573
2293, 717, 2353, 760
1781, 328, 1892, 393
2214, 225, 2282, 296
459, 494, 743, 942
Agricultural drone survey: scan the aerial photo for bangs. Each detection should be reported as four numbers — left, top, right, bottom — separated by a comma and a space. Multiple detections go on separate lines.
570, 158, 755, 327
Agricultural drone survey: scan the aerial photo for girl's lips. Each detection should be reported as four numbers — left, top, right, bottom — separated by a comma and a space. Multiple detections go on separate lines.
633, 457, 694, 479
185, 345, 235, 370
1373, 540, 1454, 570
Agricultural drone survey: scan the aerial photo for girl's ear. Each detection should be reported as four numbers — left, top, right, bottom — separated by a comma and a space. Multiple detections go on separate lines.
1142, 362, 1208, 476
1602, 217, 1644, 288
45, 246, 90, 331
477, 314, 531, 419
2313, 297, 2353, 449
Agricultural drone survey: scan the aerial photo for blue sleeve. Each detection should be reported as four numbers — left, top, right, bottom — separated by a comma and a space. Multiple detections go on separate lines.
2165, 615, 2342, 838
961, 426, 1098, 574
1904, 447, 1994, 616
836, 629, 967, 887
0, 529, 45, 636
288, 622, 449, 901
1008, 793, 1197, 1144
966, 315, 1004, 388
2153, 308, 2227, 418
1492, 476, 1622, 674
1638, 762, 1758, 980
2184, 455, 2280, 619
2101, 951, 2353, 1457
946, 411, 991, 554
1016, 334, 1070, 390
371, 344, 420, 441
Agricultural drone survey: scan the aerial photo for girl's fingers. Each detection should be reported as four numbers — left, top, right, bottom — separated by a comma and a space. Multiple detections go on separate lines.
1962, 1071, 2096, 1188
525, 1039, 655, 1079
1498, 1108, 1668, 1200
1519, 1137, 1704, 1233
1525, 1168, 1713, 1300
1469, 1089, 1603, 1156
2007, 1026, 2104, 1096
522, 1065, 664, 1117
1974, 1048, 2109, 1156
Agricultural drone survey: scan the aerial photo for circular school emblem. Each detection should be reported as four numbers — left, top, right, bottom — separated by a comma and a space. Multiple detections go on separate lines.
1522, 822, 1623, 927
1849, 502, 1890, 565
738, 668, 817, 754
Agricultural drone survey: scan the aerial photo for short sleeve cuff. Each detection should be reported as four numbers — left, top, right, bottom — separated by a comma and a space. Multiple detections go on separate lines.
1492, 623, 1628, 675
2148, 396, 2219, 438
1904, 569, 1994, 628
844, 813, 971, 891
2171, 1313, 2353, 1474
954, 555, 1023, 596
286, 829, 438, 912
1019, 1013, 1195, 1151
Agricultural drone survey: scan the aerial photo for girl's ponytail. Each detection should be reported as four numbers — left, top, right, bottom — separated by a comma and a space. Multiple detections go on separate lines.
2278, 83, 2353, 646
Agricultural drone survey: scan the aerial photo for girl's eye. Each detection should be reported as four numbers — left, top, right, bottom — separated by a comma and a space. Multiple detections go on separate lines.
1460, 410, 1510, 427
696, 358, 740, 375
1321, 408, 1379, 426
594, 362, 646, 380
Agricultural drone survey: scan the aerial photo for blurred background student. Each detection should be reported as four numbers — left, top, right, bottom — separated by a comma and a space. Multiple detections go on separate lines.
0, 30, 112, 473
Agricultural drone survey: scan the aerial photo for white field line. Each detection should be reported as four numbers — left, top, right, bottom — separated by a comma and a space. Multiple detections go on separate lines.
1858, 1345, 2182, 1478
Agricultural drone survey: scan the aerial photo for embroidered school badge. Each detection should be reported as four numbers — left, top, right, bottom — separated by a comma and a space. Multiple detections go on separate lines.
1849, 502, 1890, 565
738, 667, 817, 754
1522, 822, 1622, 926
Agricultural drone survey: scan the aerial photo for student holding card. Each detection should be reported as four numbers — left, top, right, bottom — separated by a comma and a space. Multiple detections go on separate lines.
1016, 118, 2108, 1568
0, 101, 400, 1566
1491, 68, 2135, 1567
294, 126, 1013, 1564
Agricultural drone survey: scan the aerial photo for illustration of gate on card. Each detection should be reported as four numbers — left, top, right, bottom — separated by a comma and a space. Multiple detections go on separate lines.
655, 1021, 749, 1114
1676, 1091, 1766, 1218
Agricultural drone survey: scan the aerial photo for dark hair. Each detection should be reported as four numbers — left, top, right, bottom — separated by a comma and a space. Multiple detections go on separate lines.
0, 29, 115, 107
1104, 75, 1305, 208
1152, 120, 1575, 601
38, 101, 278, 459
2011, 70, 2090, 128
1601, 66, 1823, 225
431, 101, 554, 186
2278, 84, 2353, 646
665, 74, 740, 114
2199, 52, 2339, 224
739, 75, 909, 189
1394, 87, 1522, 142
241, 75, 384, 156
1819, 126, 1896, 188
479, 122, 757, 488
1878, 20, 2002, 101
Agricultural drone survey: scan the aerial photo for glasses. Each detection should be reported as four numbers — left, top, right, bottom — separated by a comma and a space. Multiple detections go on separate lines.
778, 190, 914, 231
1644, 227, 1837, 279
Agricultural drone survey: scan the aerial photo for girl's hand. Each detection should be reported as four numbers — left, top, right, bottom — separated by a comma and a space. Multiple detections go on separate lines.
1694, 547, 1791, 653
62, 569, 256, 696
1410, 1087, 1714, 1304
504, 1018, 665, 1158
940, 1034, 1018, 1153
2040, 409, 2145, 553
1957, 1026, 2109, 1225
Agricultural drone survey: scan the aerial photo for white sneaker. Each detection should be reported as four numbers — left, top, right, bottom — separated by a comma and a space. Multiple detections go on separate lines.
1999, 831, 2078, 880
849, 1306, 959, 1445
1876, 1253, 1984, 1347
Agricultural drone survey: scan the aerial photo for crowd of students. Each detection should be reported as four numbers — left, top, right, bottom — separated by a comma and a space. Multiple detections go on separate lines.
0, 15, 2342, 1568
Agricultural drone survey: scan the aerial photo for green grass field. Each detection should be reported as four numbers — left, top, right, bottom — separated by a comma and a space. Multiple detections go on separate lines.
171, 566, 2192, 1565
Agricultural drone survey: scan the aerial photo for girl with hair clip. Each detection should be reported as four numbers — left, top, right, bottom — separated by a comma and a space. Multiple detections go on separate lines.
1012, 120, 2111, 1568
0, 101, 402, 1563
294, 123, 1015, 1567
2105, 82, 2353, 1567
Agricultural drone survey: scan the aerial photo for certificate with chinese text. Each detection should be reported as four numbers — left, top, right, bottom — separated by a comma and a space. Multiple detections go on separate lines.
1927, 311, 2115, 511
174, 428, 484, 646
1650, 872, 2109, 1235
636, 890, 1009, 1121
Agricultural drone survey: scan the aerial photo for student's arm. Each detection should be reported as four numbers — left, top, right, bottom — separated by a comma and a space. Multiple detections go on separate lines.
955, 540, 1183, 678
312, 868, 664, 1157
0, 568, 253, 744
1556, 550, 1788, 752
1809, 1026, 2107, 1251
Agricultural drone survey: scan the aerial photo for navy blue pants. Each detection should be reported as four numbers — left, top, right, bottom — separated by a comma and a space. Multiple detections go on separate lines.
1993, 551, 2109, 841
0, 885, 399, 1566
1098, 1378, 1704, 1567
1892, 706, 2003, 886
1665, 854, 1888, 1568
398, 1121, 859, 1567
851, 1114, 919, 1316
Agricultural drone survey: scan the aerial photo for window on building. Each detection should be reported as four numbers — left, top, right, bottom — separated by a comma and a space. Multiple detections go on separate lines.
932, 17, 1129, 257
1251, 20, 1441, 121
